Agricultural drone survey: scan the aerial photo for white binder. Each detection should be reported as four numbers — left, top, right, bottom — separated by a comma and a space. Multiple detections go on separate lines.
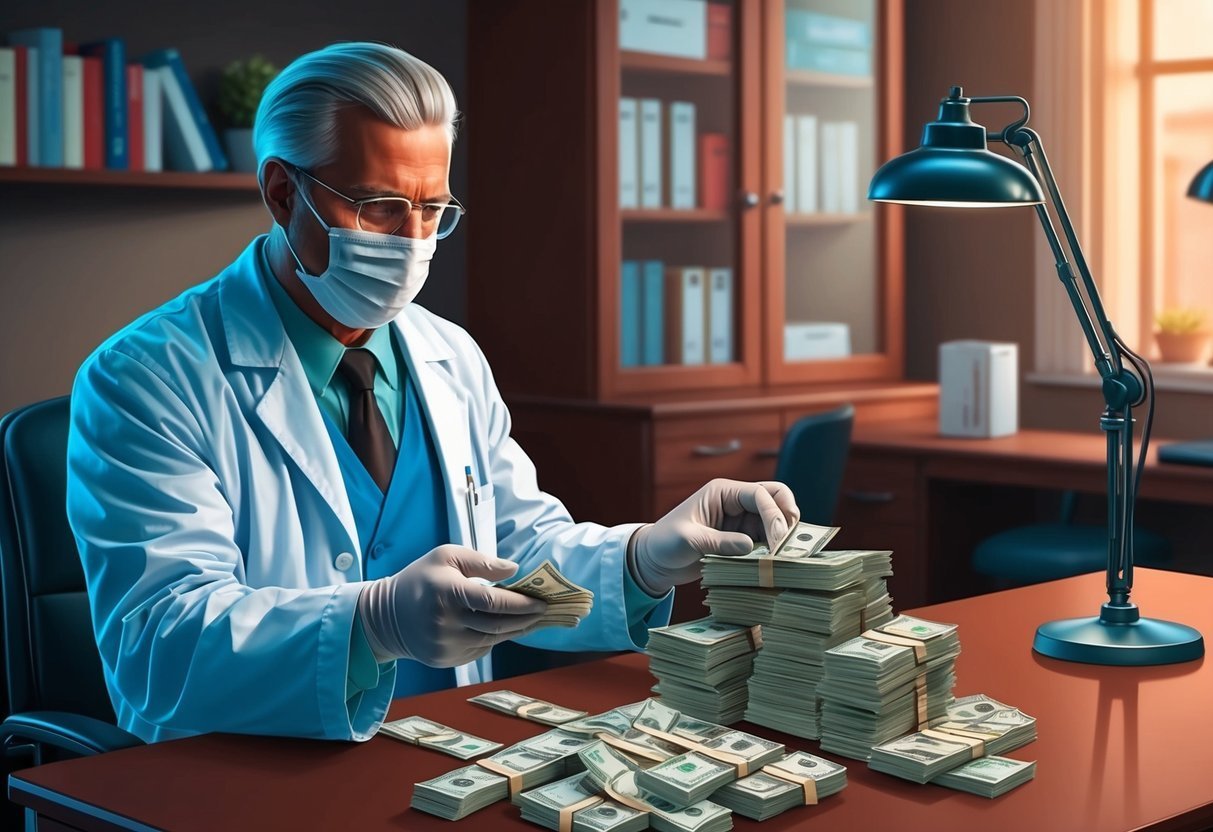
619, 97, 639, 208
639, 98, 663, 209
668, 100, 696, 209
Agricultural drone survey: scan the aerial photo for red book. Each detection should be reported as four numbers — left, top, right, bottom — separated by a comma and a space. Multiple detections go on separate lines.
126, 63, 144, 171
82, 55, 104, 170
699, 132, 730, 211
707, 3, 732, 61
13, 45, 28, 166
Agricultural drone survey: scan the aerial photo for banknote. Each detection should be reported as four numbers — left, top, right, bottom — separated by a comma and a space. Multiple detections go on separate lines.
468, 690, 589, 725
379, 716, 502, 759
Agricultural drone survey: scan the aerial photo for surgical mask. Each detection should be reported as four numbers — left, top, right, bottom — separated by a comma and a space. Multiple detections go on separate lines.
281, 188, 437, 330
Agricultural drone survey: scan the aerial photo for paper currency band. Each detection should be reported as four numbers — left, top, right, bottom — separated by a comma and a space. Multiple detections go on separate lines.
599, 732, 669, 763
416, 731, 459, 744
914, 672, 929, 730
516, 701, 553, 718
760, 763, 820, 806
632, 723, 752, 777
476, 759, 524, 795
921, 728, 986, 759
748, 625, 764, 651
757, 556, 775, 588
861, 628, 929, 663
558, 795, 604, 832
604, 782, 656, 814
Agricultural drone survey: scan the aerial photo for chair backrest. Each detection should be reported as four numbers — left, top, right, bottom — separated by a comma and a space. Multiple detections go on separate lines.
0, 396, 114, 723
774, 403, 855, 526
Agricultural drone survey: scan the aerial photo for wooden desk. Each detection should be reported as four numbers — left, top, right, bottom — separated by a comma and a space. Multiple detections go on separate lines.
836, 420, 1213, 608
10, 569, 1213, 832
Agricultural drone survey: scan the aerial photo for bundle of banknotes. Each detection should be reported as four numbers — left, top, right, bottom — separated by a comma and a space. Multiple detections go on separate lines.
502, 560, 595, 628
379, 715, 503, 759
817, 615, 961, 760
514, 772, 649, 832
468, 690, 588, 725
646, 618, 761, 724
712, 751, 848, 820
932, 756, 1037, 798
868, 694, 1037, 784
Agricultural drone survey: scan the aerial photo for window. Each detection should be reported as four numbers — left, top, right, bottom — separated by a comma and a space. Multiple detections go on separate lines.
1032, 0, 1213, 389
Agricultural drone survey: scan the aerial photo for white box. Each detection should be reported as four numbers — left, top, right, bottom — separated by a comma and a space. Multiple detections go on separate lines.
939, 340, 1019, 438
784, 321, 851, 360
620, 0, 707, 60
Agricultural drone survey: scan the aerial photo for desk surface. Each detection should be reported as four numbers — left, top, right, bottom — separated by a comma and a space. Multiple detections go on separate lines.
11, 569, 1213, 832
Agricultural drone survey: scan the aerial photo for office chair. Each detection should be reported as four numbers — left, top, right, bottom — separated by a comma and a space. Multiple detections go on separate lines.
775, 404, 855, 525
0, 396, 143, 770
971, 489, 1172, 589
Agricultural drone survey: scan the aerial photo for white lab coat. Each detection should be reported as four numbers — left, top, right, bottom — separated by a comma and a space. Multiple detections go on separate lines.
67, 235, 671, 743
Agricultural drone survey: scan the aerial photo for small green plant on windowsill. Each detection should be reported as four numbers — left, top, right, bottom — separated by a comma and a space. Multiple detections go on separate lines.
1154, 307, 1212, 365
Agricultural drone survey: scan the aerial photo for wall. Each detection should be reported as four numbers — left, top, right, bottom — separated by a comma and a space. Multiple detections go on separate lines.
902, 0, 1212, 439
0, 0, 468, 416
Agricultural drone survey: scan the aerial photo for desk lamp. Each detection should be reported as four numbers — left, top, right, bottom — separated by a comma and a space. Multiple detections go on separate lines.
869, 86, 1204, 666
1188, 160, 1213, 203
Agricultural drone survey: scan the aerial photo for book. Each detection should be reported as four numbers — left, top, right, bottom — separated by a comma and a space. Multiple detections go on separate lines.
665, 266, 706, 365
61, 54, 83, 168
9, 28, 63, 167
23, 45, 38, 165
142, 67, 162, 172
796, 114, 818, 213
0, 47, 16, 165
785, 9, 871, 49
782, 114, 796, 213
641, 260, 665, 365
619, 97, 639, 209
639, 98, 662, 208
620, 0, 707, 60
820, 121, 841, 213
838, 120, 859, 213
620, 260, 642, 368
80, 38, 128, 169
707, 266, 733, 364
81, 55, 103, 170
707, 2, 732, 61
126, 63, 144, 171
667, 100, 696, 209
698, 132, 728, 211
142, 48, 228, 171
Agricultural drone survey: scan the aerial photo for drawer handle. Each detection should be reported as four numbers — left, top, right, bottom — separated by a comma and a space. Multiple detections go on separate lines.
755, 447, 781, 459
692, 439, 743, 457
844, 489, 896, 504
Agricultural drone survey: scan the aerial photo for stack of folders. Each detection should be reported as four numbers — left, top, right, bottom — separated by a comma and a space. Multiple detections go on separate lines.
620, 261, 733, 367
0, 27, 227, 172
619, 96, 730, 212
781, 114, 861, 215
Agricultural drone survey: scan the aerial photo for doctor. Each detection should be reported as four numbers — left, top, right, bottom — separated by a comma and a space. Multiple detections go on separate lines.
67, 42, 799, 744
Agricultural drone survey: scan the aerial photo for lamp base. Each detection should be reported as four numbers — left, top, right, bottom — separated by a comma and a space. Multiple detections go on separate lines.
1033, 615, 1204, 666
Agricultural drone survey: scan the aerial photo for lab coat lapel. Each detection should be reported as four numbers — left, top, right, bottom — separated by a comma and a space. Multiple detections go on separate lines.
219, 237, 360, 553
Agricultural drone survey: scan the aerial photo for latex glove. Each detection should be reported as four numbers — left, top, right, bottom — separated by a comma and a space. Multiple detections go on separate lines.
356, 545, 548, 667
629, 479, 800, 596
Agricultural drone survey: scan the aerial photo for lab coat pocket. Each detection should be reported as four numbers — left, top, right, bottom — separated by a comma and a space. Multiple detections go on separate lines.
472, 495, 498, 558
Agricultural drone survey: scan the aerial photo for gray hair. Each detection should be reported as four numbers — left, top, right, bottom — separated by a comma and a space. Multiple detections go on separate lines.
253, 42, 459, 183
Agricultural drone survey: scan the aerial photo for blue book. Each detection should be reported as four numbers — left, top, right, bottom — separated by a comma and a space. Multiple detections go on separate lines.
620, 261, 642, 368
786, 40, 871, 76
80, 38, 127, 169
785, 10, 871, 49
641, 260, 665, 366
141, 48, 228, 171
9, 28, 63, 167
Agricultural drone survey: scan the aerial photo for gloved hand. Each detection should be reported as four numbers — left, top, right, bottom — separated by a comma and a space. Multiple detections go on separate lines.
628, 478, 800, 596
356, 545, 548, 667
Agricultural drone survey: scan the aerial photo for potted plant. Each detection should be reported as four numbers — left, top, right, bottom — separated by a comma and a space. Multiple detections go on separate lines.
1154, 307, 1212, 364
216, 55, 278, 173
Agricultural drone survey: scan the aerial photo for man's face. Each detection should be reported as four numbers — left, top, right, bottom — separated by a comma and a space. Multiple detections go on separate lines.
289, 106, 452, 276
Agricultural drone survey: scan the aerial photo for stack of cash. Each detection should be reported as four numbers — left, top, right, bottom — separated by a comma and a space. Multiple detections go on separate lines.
647, 618, 760, 723
712, 751, 848, 821
412, 765, 509, 820
515, 773, 649, 832
563, 702, 687, 763
503, 561, 594, 628
933, 756, 1037, 798
634, 751, 737, 806
579, 740, 735, 832
631, 699, 785, 773
468, 690, 588, 725
868, 695, 1037, 783
379, 715, 502, 758
817, 615, 960, 760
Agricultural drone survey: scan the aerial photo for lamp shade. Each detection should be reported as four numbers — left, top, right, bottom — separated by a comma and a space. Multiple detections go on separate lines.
1188, 161, 1213, 203
868, 87, 1044, 207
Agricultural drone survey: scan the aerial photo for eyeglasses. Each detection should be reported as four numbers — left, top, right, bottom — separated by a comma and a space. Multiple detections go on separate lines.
291, 166, 465, 239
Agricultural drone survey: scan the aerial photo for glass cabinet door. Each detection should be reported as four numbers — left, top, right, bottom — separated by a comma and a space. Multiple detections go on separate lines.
766, 0, 903, 384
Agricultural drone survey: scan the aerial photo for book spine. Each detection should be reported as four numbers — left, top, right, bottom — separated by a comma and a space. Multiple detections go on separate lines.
783, 115, 796, 213
81, 40, 129, 169
796, 115, 818, 213
639, 98, 662, 208
24, 46, 39, 166
147, 61, 211, 172
707, 267, 733, 364
698, 132, 728, 211
142, 68, 162, 172
620, 260, 642, 368
61, 54, 84, 168
668, 100, 695, 209
126, 63, 144, 171
10, 29, 63, 167
143, 50, 227, 170
12, 46, 27, 166
619, 97, 639, 209
0, 48, 15, 166
81, 56, 104, 170
839, 120, 859, 213
785, 9, 871, 49
642, 260, 665, 365
707, 2, 732, 61
667, 266, 705, 365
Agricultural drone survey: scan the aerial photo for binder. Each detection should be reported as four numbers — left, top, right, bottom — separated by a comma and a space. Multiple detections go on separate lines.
9, 28, 63, 167
783, 114, 796, 213
620, 260, 642, 367
142, 68, 162, 172
707, 267, 733, 364
639, 98, 662, 208
665, 266, 706, 365
80, 39, 128, 169
61, 55, 83, 168
839, 120, 859, 213
796, 114, 818, 213
819, 121, 842, 213
642, 260, 665, 365
619, 97, 639, 208
668, 100, 696, 209
142, 48, 228, 171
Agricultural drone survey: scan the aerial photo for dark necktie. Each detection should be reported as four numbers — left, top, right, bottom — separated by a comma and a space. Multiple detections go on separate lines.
336, 348, 397, 492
